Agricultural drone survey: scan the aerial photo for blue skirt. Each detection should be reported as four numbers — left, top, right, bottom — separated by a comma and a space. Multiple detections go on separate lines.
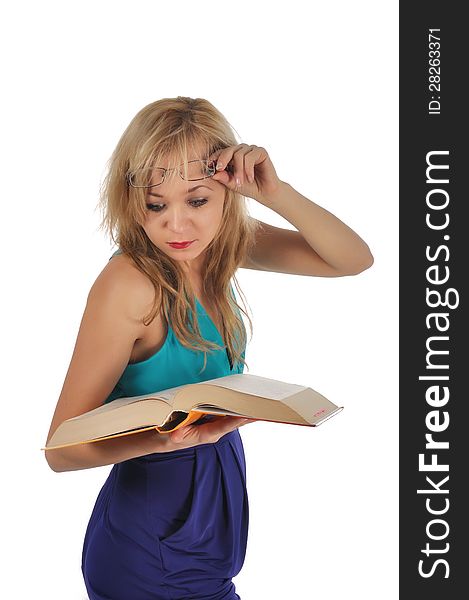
81, 430, 249, 600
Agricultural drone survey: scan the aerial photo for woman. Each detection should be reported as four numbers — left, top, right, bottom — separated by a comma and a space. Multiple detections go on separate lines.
44, 97, 373, 600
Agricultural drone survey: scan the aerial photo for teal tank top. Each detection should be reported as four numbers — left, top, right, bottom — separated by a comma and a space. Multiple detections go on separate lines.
104, 250, 246, 404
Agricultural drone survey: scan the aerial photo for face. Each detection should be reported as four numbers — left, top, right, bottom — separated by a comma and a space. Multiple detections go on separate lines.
140, 152, 226, 277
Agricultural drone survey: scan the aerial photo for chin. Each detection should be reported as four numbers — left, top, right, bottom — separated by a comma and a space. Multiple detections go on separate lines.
166, 246, 205, 259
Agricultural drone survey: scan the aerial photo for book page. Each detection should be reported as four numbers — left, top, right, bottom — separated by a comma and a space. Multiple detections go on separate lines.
65, 392, 172, 422
121, 382, 194, 406
202, 373, 308, 400
149, 384, 186, 405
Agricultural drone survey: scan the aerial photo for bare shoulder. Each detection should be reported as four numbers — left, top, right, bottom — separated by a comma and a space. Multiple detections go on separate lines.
90, 253, 157, 328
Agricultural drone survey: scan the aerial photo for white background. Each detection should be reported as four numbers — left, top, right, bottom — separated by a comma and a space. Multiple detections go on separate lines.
1, 1, 398, 598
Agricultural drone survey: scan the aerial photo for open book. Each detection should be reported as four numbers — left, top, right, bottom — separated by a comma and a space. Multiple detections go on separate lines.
43, 373, 343, 450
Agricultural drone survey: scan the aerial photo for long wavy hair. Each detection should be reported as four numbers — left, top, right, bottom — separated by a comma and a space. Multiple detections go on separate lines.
97, 97, 261, 373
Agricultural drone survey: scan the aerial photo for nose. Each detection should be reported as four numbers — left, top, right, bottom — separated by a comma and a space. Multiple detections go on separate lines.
164, 205, 191, 233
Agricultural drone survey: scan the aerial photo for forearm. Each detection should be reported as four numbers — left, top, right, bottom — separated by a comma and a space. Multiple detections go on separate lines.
263, 181, 374, 274
45, 428, 169, 473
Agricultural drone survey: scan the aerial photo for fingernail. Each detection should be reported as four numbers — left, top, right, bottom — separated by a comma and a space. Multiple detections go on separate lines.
236, 177, 241, 187
216, 162, 224, 170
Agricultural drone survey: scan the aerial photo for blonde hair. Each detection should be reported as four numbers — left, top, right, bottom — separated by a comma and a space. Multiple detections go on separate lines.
98, 96, 261, 373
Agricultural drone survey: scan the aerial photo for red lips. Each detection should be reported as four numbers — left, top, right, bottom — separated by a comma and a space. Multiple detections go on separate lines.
167, 241, 194, 249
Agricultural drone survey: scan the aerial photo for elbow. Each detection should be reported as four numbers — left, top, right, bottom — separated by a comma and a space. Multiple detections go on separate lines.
45, 453, 58, 473
44, 450, 63, 473
338, 249, 374, 276
352, 251, 374, 274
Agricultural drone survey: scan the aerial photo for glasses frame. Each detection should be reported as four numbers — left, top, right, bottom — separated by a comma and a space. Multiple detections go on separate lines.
126, 159, 218, 189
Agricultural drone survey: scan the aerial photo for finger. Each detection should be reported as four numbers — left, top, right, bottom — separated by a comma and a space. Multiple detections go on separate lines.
211, 166, 242, 191
237, 418, 257, 427
199, 415, 246, 438
231, 147, 245, 187
210, 145, 250, 183
243, 146, 258, 183
208, 146, 237, 172
208, 149, 223, 163
224, 416, 256, 429
208, 151, 223, 171
199, 416, 234, 437
168, 423, 201, 444
232, 144, 254, 187
210, 169, 231, 185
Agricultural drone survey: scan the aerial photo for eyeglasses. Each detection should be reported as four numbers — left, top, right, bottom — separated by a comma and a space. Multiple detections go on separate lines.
126, 159, 217, 189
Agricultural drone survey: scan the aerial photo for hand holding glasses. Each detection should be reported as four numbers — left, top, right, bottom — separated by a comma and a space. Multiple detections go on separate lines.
126, 144, 283, 207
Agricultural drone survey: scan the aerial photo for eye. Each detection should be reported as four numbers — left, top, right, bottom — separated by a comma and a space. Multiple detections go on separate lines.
189, 198, 208, 208
145, 198, 208, 212
145, 203, 164, 212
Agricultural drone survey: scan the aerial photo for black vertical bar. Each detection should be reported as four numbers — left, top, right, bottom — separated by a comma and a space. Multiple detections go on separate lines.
400, 3, 467, 597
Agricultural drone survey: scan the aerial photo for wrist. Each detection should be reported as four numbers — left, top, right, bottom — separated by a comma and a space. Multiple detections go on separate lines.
258, 180, 289, 208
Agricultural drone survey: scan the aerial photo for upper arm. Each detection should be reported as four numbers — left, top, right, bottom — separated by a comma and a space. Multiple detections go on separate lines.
45, 259, 157, 446
241, 219, 341, 277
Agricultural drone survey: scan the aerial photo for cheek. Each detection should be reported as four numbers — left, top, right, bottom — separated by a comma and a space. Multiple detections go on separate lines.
208, 204, 225, 232
211, 195, 226, 220
141, 217, 154, 234
196, 200, 224, 228
141, 218, 162, 244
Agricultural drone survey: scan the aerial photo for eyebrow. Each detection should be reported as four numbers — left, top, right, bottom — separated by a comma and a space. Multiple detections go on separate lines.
148, 184, 213, 198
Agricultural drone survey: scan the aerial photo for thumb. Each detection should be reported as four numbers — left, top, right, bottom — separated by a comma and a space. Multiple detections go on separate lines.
211, 170, 232, 186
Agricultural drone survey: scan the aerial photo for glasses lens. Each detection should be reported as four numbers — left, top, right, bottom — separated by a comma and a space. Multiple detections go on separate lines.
183, 160, 216, 181
128, 160, 216, 187
129, 168, 165, 188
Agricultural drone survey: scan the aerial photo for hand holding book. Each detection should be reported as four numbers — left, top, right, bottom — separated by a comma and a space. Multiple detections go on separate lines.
43, 373, 343, 451
161, 415, 256, 451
